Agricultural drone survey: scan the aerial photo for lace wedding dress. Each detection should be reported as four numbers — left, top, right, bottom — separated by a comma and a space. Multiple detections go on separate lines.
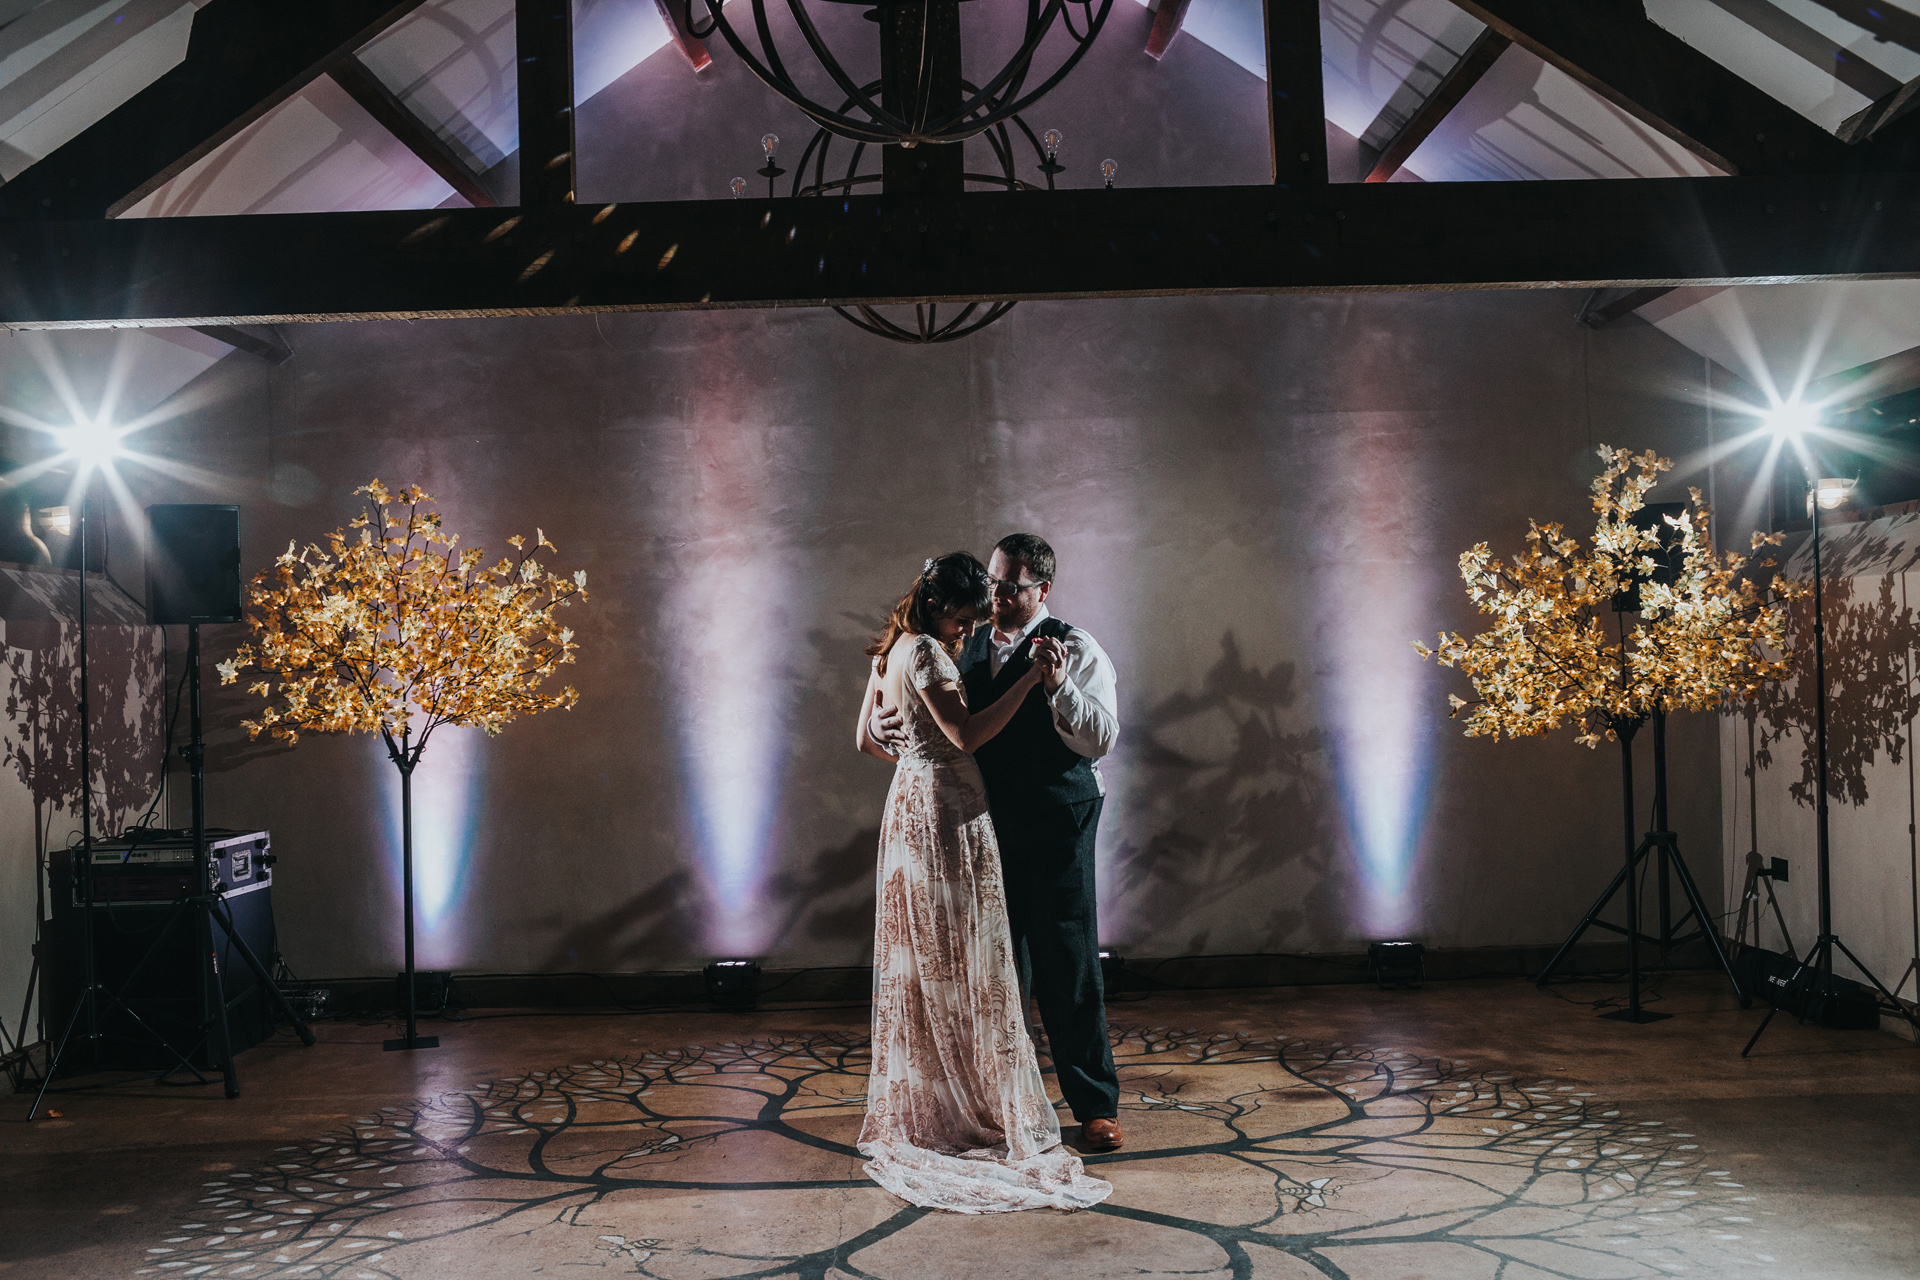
857, 634, 1112, 1214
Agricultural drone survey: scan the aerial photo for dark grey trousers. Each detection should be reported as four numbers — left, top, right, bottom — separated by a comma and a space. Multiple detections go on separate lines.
995, 796, 1120, 1122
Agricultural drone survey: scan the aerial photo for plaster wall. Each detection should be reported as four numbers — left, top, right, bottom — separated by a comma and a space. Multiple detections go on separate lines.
82, 289, 1728, 981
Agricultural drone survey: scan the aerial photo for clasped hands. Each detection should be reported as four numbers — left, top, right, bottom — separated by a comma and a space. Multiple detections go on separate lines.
869, 636, 1068, 753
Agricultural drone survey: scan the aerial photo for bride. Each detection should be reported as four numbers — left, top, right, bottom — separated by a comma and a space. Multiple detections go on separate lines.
852, 551, 1113, 1214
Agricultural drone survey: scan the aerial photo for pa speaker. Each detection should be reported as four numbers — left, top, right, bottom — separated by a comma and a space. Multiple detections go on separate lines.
146, 504, 241, 624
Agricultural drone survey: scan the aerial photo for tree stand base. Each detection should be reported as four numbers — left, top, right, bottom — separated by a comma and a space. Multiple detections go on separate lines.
1599, 1007, 1672, 1024
383, 1036, 440, 1051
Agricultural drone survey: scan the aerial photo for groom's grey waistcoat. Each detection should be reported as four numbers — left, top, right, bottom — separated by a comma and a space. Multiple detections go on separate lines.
959, 617, 1102, 814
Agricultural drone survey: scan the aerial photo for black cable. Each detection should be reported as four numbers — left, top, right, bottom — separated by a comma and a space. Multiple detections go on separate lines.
95, 495, 144, 614
442, 1002, 872, 1024
754, 965, 870, 999
129, 632, 187, 831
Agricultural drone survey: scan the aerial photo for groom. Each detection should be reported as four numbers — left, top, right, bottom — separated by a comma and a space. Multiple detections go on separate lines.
871, 532, 1124, 1151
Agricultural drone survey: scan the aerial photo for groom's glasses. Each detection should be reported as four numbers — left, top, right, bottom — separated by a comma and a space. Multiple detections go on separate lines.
988, 576, 1047, 596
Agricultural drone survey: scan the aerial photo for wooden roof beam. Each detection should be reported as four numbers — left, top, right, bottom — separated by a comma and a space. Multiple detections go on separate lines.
1807, 344, 1920, 414
1363, 28, 1510, 183
329, 56, 498, 208
1264, 0, 1327, 185
518, 0, 577, 207
6, 172, 1920, 327
1145, 0, 1192, 61
191, 324, 293, 364
1576, 286, 1674, 328
652, 0, 712, 72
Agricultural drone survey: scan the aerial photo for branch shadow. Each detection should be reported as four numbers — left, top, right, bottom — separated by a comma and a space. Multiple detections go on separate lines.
1110, 632, 1341, 952
1752, 520, 1920, 808
0, 569, 164, 833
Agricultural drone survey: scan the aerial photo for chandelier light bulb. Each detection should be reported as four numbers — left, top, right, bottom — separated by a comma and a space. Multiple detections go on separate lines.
1043, 128, 1063, 159
1100, 157, 1118, 187
730, 176, 747, 197
762, 133, 780, 158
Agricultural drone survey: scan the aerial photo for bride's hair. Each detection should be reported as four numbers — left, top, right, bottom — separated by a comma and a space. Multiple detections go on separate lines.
866, 551, 992, 674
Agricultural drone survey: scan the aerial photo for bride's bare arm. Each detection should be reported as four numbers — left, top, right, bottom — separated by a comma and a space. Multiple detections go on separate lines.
856, 676, 899, 761
920, 658, 1043, 753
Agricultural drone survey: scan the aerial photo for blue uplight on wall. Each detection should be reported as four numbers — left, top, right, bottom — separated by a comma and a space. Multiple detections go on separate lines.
379, 727, 482, 956
1309, 416, 1438, 938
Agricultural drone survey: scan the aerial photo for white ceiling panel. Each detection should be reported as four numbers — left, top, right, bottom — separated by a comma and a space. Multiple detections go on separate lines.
355, 0, 518, 172
1642, 279, 1920, 396
119, 71, 456, 217
1646, 0, 1920, 134
1317, 0, 1485, 145
0, 326, 220, 443
0, 0, 196, 180
1398, 41, 1725, 181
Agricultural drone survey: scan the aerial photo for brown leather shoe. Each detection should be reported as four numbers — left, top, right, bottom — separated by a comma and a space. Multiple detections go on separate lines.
1078, 1117, 1124, 1151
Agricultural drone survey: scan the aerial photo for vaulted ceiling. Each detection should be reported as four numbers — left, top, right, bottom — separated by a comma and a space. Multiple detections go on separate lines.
4, 0, 1920, 425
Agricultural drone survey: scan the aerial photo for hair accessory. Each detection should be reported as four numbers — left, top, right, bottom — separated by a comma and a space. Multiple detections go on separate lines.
924, 557, 936, 572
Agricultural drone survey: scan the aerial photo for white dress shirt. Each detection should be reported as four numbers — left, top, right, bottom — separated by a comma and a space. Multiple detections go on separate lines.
987, 606, 1119, 767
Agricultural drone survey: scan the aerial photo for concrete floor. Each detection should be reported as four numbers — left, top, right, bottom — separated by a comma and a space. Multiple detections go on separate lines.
1, 975, 1916, 1280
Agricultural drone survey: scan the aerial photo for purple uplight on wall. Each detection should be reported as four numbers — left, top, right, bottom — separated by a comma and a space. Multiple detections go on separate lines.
377, 725, 483, 966
1309, 414, 1440, 937
657, 413, 807, 956
981, 416, 1143, 935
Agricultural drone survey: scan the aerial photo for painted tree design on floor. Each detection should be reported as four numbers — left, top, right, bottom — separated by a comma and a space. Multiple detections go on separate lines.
142, 1029, 1778, 1279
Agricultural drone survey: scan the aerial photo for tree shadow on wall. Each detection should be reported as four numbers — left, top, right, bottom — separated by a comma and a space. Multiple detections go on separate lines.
538, 869, 708, 971
757, 822, 883, 957
1751, 526, 1920, 808
0, 573, 165, 837
531, 822, 887, 974
1111, 633, 1341, 954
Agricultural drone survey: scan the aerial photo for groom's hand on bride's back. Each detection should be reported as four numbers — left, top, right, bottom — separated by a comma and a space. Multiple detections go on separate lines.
868, 691, 908, 753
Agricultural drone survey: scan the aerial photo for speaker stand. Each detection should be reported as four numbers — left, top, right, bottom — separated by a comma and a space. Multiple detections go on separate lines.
26, 624, 315, 1119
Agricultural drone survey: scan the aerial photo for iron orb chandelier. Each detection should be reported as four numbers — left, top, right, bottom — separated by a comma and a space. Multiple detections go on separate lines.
682, 0, 1115, 148
736, 120, 1114, 344
700, 0, 1119, 345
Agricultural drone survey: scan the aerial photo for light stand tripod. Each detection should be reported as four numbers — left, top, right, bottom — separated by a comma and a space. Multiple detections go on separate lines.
1897, 607, 1920, 1025
1744, 480, 1920, 1054
1733, 851, 1796, 957
1730, 710, 1797, 958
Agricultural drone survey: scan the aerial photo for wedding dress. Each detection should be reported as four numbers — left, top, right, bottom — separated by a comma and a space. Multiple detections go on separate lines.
857, 633, 1112, 1214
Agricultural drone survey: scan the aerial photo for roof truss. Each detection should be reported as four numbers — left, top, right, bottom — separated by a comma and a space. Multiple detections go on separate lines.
1, 0, 1917, 329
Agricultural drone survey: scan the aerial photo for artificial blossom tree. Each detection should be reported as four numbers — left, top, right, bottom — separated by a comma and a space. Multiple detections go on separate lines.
219, 481, 586, 1049
1417, 446, 1804, 1018
1417, 445, 1798, 744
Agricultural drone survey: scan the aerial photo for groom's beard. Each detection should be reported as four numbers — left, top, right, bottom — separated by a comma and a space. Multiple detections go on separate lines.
992, 598, 1039, 636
